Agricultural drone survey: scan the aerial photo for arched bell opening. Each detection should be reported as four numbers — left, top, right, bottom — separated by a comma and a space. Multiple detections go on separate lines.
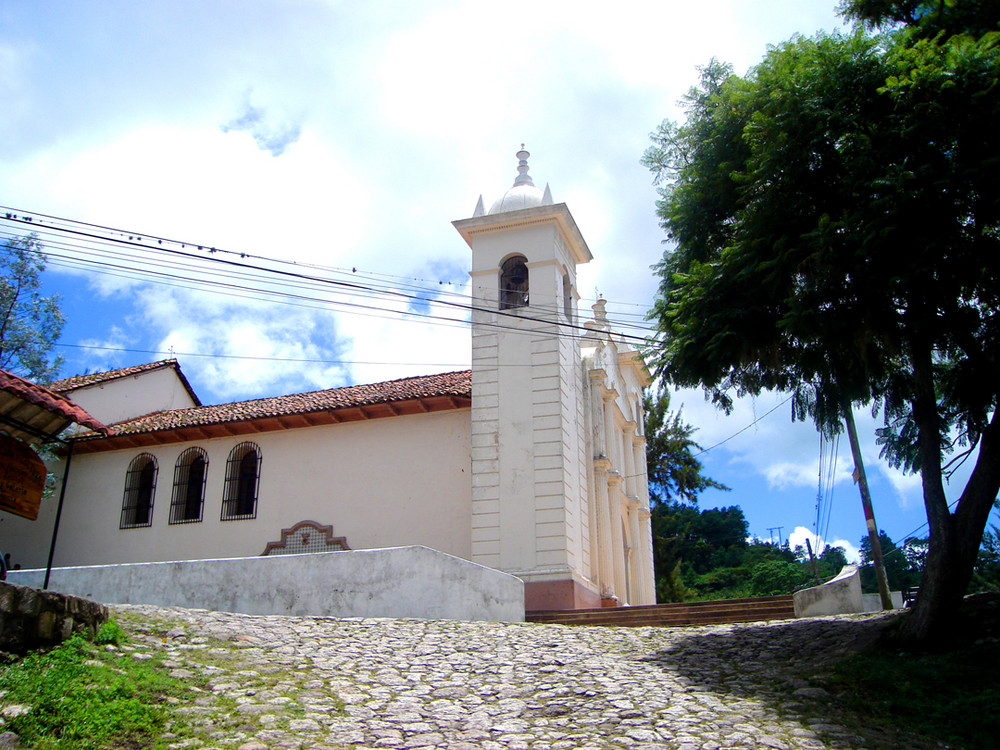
499, 254, 529, 310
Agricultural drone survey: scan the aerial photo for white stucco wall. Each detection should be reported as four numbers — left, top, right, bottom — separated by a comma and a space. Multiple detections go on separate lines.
66, 367, 199, 425
3, 409, 472, 570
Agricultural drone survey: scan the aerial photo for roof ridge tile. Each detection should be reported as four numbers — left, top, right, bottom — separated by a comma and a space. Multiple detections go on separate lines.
85, 370, 472, 439
49, 359, 179, 391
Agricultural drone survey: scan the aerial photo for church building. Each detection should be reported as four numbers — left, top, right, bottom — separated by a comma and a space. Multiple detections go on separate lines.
2, 149, 655, 611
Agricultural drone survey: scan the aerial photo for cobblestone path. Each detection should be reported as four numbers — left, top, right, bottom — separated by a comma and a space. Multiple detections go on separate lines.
108, 605, 917, 750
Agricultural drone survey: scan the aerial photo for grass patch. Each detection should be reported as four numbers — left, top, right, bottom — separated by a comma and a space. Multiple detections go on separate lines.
93, 618, 128, 646
823, 639, 1000, 749
0, 624, 197, 750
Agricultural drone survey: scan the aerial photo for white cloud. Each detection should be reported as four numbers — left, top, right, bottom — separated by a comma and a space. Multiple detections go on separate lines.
787, 525, 860, 564
10, 125, 370, 267
76, 326, 133, 367
763, 461, 819, 490
221, 93, 303, 157
878, 464, 923, 508
130, 283, 347, 401
334, 280, 472, 387
672, 385, 933, 520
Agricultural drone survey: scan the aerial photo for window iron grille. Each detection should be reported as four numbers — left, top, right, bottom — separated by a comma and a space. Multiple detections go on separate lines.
121, 453, 157, 529
169, 447, 207, 524
222, 441, 260, 521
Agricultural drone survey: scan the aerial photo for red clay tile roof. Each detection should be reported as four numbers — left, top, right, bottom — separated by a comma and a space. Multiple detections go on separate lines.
0, 368, 108, 440
83, 370, 472, 440
49, 359, 202, 406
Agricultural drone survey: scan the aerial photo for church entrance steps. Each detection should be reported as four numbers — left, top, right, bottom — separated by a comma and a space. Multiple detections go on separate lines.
525, 595, 795, 627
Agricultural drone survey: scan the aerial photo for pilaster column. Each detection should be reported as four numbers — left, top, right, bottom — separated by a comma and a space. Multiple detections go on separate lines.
589, 371, 607, 458
626, 495, 641, 601
603, 389, 619, 472
593, 458, 614, 598
631, 432, 655, 603
632, 435, 649, 507
606, 471, 627, 603
637, 507, 656, 604
622, 421, 637, 498
589, 371, 614, 597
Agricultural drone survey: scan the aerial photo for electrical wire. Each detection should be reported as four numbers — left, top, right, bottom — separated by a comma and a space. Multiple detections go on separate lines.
0, 207, 661, 343
8, 205, 818, 462
1, 203, 658, 325
6, 230, 641, 348
814, 433, 826, 553
692, 394, 795, 457
54, 342, 468, 368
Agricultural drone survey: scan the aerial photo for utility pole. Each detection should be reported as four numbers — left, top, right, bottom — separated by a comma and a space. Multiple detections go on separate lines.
805, 537, 821, 585
842, 400, 894, 610
767, 526, 784, 546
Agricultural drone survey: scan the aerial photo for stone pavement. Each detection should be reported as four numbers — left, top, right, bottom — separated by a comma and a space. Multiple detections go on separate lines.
107, 605, 916, 750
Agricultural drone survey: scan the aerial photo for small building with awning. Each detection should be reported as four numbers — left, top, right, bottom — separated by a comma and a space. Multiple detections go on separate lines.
0, 368, 107, 584
0, 368, 108, 450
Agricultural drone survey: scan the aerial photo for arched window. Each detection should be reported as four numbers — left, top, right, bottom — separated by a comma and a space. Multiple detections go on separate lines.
170, 447, 208, 524
562, 273, 573, 321
121, 453, 157, 529
499, 255, 529, 310
222, 441, 261, 520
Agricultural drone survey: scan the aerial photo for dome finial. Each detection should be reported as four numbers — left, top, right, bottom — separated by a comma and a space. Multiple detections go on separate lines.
513, 144, 534, 187
487, 145, 547, 214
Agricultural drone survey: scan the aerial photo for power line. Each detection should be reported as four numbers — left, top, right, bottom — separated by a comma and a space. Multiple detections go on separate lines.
1, 207, 659, 335
54, 343, 468, 368
54, 341, 600, 370
692, 394, 795, 457
8, 207, 890, 497
2, 202, 656, 317
1, 208, 658, 345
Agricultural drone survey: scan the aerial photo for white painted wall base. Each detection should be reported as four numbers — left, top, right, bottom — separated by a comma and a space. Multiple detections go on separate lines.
793, 565, 865, 617
862, 591, 903, 612
9, 546, 525, 623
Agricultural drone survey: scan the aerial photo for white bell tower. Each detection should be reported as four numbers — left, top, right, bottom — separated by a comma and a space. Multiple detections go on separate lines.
453, 147, 601, 610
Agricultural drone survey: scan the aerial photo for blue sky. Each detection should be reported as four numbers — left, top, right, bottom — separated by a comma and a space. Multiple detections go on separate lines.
3, 1, 990, 562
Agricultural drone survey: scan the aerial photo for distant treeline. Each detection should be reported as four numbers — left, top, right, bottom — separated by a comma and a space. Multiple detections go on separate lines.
651, 502, 1000, 603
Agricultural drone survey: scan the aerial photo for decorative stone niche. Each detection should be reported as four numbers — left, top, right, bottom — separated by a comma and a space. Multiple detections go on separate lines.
260, 519, 350, 556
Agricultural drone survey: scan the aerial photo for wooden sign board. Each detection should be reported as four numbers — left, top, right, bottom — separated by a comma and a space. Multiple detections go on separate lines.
0, 435, 46, 521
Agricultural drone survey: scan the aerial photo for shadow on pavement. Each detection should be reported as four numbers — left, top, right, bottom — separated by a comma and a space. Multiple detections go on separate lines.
639, 614, 951, 749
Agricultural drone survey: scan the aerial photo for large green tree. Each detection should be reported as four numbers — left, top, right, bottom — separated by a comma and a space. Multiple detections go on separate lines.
650, 501, 751, 601
859, 531, 925, 592
643, 385, 728, 505
0, 235, 64, 383
643, 385, 730, 601
844, 0, 1000, 37
643, 3, 1000, 645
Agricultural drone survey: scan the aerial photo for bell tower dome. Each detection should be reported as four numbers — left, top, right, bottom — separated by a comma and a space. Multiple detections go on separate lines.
484, 145, 552, 215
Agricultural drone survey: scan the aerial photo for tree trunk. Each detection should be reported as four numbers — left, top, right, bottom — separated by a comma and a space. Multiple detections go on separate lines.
896, 408, 1000, 647
899, 515, 970, 645
892, 330, 1000, 647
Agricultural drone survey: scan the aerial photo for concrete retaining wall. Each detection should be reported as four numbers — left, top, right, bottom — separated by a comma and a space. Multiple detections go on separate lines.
0, 581, 109, 653
793, 565, 865, 617
9, 546, 524, 623
862, 590, 904, 612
